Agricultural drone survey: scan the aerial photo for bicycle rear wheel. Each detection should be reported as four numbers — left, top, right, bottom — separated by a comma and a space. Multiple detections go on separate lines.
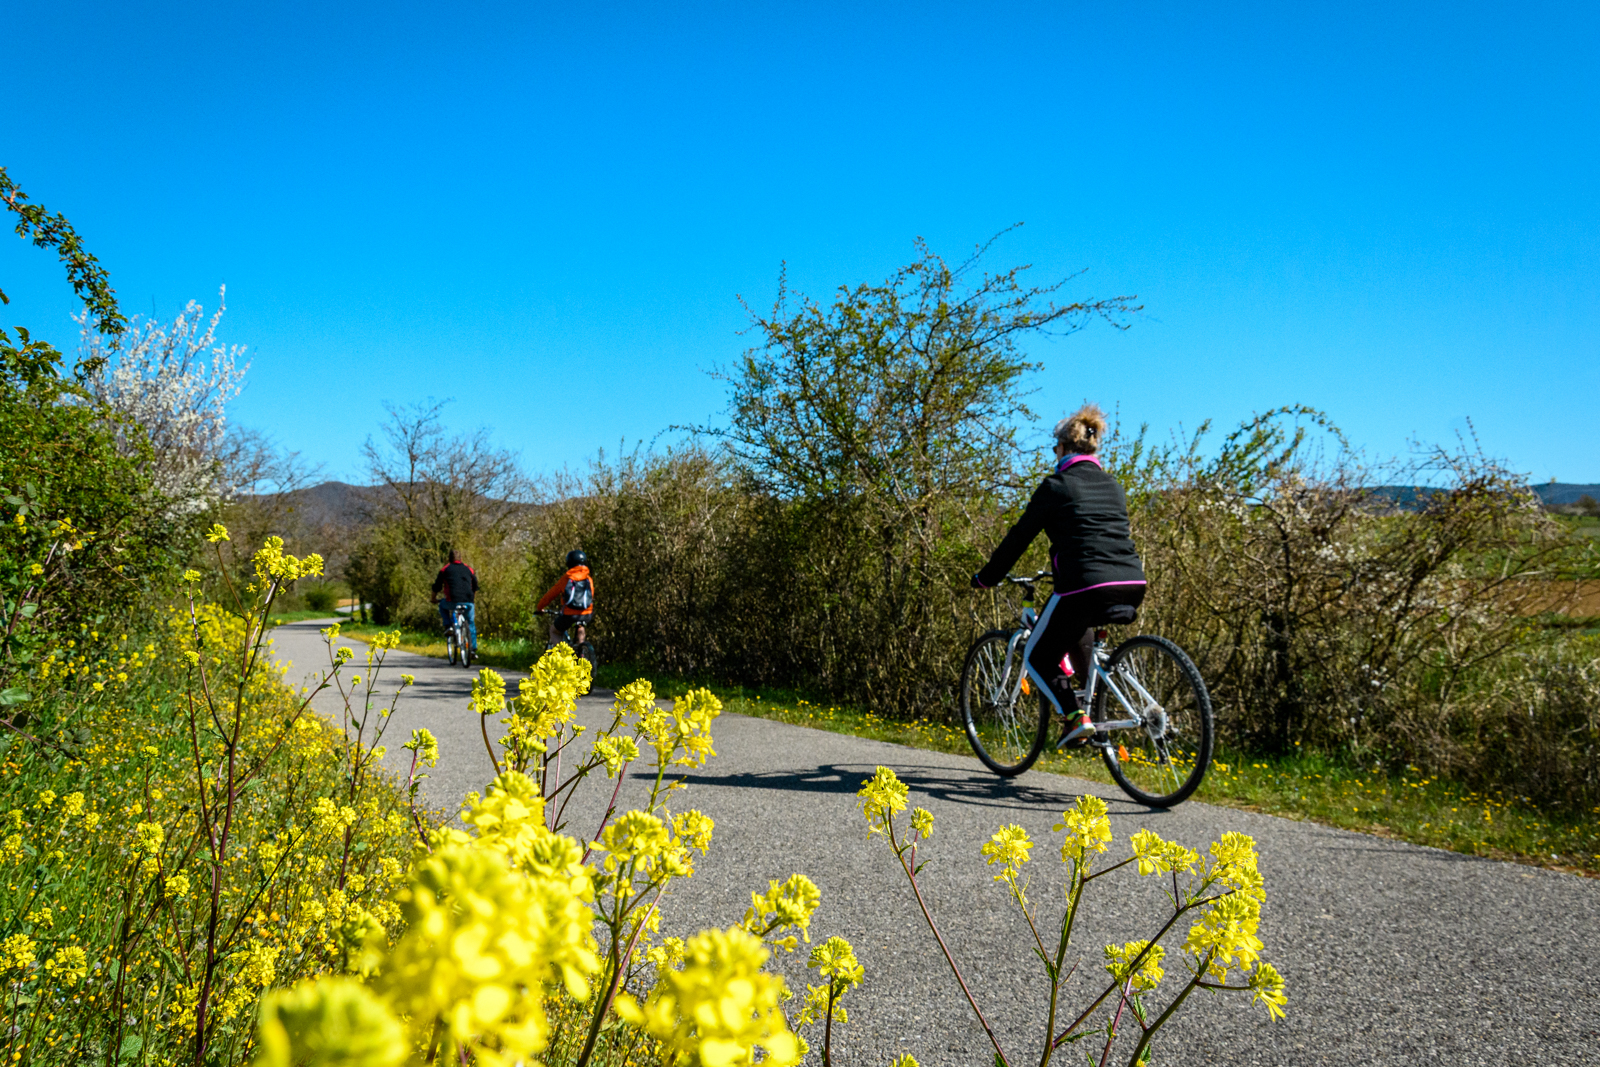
456, 616, 472, 668
1095, 635, 1213, 807
960, 630, 1048, 777
446, 624, 459, 666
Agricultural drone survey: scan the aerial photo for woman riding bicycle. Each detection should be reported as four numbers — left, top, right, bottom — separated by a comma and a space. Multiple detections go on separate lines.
972, 404, 1146, 747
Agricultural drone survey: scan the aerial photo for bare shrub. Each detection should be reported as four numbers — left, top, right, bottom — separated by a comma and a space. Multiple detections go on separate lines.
349, 401, 534, 630
1117, 408, 1595, 806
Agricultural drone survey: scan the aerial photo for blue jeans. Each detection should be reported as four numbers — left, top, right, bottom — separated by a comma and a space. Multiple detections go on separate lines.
438, 600, 477, 651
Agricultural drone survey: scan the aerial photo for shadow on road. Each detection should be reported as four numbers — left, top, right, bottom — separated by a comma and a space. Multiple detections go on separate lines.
661, 762, 1158, 817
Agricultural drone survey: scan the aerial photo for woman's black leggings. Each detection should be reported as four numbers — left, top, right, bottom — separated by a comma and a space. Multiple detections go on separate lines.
1023, 585, 1146, 715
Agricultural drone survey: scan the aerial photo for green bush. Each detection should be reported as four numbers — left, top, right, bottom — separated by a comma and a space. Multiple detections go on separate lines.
303, 584, 340, 612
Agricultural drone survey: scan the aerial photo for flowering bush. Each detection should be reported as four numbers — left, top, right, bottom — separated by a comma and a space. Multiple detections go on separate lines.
0, 529, 420, 1066
858, 766, 1286, 1066
259, 640, 830, 1067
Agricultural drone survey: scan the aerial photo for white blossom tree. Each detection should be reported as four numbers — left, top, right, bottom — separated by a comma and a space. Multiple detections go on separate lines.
77, 286, 247, 513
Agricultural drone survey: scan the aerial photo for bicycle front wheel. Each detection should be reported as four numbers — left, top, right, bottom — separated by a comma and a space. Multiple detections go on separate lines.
960, 630, 1048, 777
447, 627, 459, 666
1097, 635, 1213, 807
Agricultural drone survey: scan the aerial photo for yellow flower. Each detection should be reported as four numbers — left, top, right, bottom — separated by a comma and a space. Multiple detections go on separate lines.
615, 926, 800, 1067
591, 734, 641, 777
740, 874, 821, 952
251, 536, 324, 582
254, 977, 406, 1067
611, 677, 657, 721
797, 936, 864, 1029
399, 673, 415, 687
666, 688, 721, 768
594, 810, 669, 868
402, 728, 439, 768
310, 798, 358, 837
808, 935, 863, 989
911, 808, 934, 839
471, 668, 508, 715
183, 569, 202, 583
1128, 828, 1198, 877
1103, 940, 1165, 991
165, 871, 192, 899
369, 629, 402, 652
1248, 961, 1288, 1021
381, 840, 599, 1064
857, 766, 908, 833
205, 523, 231, 543
981, 824, 1033, 881
29, 563, 43, 576
673, 810, 715, 855
0, 933, 37, 975
135, 821, 165, 854
44, 945, 87, 986
36, 789, 55, 810
1054, 795, 1113, 861
514, 643, 591, 733
1182, 893, 1265, 982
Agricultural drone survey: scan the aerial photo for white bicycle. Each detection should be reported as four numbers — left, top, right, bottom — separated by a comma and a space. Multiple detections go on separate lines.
959, 572, 1214, 807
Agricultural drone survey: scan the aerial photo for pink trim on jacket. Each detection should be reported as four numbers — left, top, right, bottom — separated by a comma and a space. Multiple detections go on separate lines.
1056, 453, 1102, 473
1054, 578, 1147, 598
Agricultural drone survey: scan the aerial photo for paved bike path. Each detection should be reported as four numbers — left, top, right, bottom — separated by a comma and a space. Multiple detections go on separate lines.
268, 620, 1600, 1066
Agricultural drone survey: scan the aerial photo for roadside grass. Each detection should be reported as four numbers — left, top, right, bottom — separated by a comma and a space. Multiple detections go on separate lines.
339, 622, 1600, 879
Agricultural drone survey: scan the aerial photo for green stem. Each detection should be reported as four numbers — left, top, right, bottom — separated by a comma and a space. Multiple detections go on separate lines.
889, 814, 1011, 1067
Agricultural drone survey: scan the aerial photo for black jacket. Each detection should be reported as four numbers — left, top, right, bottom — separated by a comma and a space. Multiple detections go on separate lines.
976, 456, 1145, 594
432, 561, 479, 603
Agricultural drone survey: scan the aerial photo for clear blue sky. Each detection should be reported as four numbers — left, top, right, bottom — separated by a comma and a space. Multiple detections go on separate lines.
3, 1, 1596, 484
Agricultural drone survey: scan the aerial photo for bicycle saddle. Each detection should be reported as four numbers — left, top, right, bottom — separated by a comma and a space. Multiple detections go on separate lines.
1093, 604, 1138, 626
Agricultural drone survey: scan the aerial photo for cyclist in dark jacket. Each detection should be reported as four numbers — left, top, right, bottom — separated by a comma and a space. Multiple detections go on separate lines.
431, 550, 479, 654
973, 404, 1146, 745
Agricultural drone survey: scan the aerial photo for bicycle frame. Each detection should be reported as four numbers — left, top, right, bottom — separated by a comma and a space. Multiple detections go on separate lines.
1004, 617, 1151, 742
986, 571, 1167, 748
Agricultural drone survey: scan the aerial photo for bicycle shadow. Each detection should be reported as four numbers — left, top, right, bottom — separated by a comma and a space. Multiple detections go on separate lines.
658, 762, 1153, 817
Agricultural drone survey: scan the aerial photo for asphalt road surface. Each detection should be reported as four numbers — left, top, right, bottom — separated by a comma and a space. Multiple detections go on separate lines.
269, 619, 1600, 1066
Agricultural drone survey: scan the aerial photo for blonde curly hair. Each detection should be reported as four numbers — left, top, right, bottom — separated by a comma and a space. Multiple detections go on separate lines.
1054, 403, 1108, 455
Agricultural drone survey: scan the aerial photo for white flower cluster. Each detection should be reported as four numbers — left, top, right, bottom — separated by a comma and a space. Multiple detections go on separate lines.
77, 287, 247, 515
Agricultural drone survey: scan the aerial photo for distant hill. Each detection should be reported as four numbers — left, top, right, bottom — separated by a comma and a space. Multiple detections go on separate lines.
1365, 483, 1599, 510
1534, 483, 1600, 506
260, 480, 543, 529
269, 481, 384, 528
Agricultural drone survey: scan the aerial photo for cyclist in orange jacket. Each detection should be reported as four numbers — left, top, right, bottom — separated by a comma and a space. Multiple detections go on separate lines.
536, 549, 595, 647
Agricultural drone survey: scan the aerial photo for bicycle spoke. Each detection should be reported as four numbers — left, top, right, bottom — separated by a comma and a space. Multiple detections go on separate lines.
961, 631, 1047, 777
1099, 636, 1213, 807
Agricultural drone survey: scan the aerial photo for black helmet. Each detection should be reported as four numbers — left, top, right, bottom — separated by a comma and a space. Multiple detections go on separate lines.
566, 549, 588, 568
